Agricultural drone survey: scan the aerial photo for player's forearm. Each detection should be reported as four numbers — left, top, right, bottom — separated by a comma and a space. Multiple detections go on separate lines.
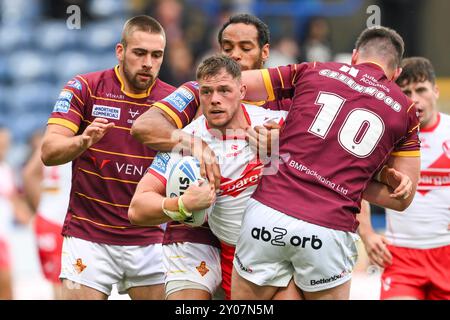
22, 150, 43, 211
128, 193, 175, 226
131, 108, 180, 152
363, 181, 411, 211
356, 201, 375, 240
41, 133, 86, 166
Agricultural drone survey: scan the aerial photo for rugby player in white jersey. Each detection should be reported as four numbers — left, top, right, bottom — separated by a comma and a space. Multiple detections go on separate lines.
129, 54, 294, 300
358, 57, 450, 300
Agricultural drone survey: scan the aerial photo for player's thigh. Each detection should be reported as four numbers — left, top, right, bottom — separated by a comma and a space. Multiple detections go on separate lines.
118, 243, 165, 298
61, 279, 108, 300
273, 278, 304, 300
166, 282, 212, 300
302, 279, 352, 300
231, 266, 279, 300
60, 236, 122, 297
233, 199, 293, 297
163, 242, 221, 299
127, 283, 165, 300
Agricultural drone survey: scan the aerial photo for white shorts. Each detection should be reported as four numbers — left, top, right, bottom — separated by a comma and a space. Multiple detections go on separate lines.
60, 236, 164, 295
234, 198, 359, 292
163, 242, 221, 297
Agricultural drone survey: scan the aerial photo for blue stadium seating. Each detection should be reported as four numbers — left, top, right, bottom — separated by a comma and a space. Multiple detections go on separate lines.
7, 50, 54, 83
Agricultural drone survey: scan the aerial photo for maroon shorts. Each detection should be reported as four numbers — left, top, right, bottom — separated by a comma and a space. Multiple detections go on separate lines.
381, 244, 450, 300
34, 215, 63, 284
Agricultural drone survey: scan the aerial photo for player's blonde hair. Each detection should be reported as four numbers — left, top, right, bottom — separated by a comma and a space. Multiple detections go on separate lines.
120, 15, 165, 48
196, 54, 241, 81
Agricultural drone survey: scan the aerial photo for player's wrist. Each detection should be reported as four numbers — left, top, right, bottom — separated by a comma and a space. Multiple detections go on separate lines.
178, 195, 193, 218
162, 197, 186, 221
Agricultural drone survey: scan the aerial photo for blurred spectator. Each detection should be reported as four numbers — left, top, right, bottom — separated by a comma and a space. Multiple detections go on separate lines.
0, 125, 33, 300
301, 16, 332, 62
266, 36, 300, 68
159, 39, 195, 86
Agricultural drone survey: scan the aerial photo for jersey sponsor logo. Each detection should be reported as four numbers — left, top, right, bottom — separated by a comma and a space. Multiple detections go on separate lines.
219, 162, 263, 197
150, 152, 171, 175
53, 99, 70, 113
251, 226, 323, 249
234, 254, 253, 273
162, 87, 194, 112
417, 151, 450, 195
92, 104, 121, 120
116, 162, 145, 177
310, 269, 348, 286
67, 79, 82, 91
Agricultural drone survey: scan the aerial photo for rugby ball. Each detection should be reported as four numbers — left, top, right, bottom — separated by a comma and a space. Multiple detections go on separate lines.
166, 156, 214, 227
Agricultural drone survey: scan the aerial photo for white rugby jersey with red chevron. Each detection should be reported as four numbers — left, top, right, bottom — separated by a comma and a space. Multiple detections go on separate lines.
149, 104, 287, 245
385, 112, 450, 249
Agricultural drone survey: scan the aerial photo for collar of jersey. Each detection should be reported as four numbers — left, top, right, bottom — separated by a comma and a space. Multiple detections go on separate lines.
205, 104, 251, 140
358, 61, 388, 80
420, 112, 440, 133
114, 65, 156, 99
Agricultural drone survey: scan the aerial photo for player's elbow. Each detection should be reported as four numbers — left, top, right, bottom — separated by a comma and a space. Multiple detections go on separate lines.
128, 206, 143, 226
40, 143, 57, 166
130, 116, 151, 144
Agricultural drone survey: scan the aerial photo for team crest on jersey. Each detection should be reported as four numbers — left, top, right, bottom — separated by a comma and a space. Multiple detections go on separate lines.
196, 261, 209, 277
150, 152, 171, 175
92, 105, 121, 120
73, 258, 87, 273
162, 87, 194, 112
67, 78, 82, 91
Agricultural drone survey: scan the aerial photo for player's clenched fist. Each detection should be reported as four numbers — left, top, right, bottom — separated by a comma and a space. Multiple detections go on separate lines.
80, 118, 115, 149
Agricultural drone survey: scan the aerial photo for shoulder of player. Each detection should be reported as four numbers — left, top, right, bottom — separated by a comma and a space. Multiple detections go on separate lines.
181, 114, 206, 134
245, 104, 284, 122
153, 78, 176, 95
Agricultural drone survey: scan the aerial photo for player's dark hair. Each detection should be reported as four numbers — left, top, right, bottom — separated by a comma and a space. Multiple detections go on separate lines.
218, 13, 270, 48
120, 15, 165, 48
355, 26, 404, 69
396, 57, 436, 86
196, 54, 241, 81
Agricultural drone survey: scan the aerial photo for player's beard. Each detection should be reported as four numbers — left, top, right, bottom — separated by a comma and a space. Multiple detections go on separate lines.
122, 59, 155, 92
250, 55, 264, 70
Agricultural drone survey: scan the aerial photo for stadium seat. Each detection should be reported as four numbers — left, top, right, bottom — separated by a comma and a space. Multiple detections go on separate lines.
88, 0, 130, 18
7, 50, 54, 83
0, 24, 34, 53
81, 19, 123, 53
8, 111, 49, 143
53, 50, 93, 83
34, 20, 80, 52
5, 82, 59, 115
